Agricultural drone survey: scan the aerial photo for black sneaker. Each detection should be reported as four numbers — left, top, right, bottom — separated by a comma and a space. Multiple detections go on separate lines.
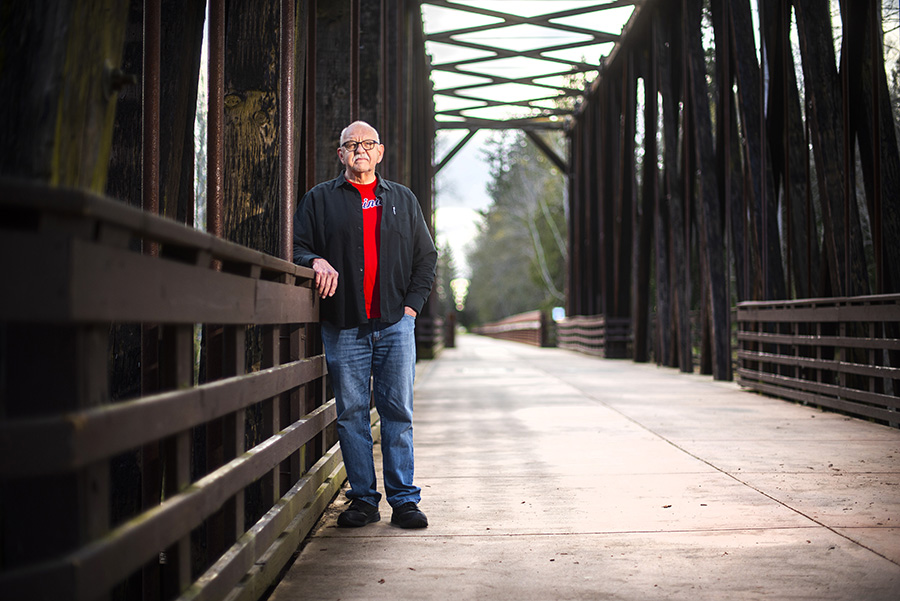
391, 502, 428, 529
337, 499, 380, 527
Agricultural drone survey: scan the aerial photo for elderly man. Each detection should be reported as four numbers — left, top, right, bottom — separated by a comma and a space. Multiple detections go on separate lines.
293, 121, 437, 529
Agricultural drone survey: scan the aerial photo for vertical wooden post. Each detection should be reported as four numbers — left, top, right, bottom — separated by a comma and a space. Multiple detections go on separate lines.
262, 324, 282, 506
159, 324, 194, 596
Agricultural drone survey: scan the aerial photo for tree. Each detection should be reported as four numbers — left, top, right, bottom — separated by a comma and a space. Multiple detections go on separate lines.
433, 242, 458, 319
462, 131, 567, 326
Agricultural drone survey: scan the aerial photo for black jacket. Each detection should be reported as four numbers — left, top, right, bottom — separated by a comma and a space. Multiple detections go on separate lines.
293, 172, 437, 329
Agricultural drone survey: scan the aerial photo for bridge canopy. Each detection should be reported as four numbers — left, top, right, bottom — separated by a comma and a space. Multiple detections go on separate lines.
422, 0, 639, 130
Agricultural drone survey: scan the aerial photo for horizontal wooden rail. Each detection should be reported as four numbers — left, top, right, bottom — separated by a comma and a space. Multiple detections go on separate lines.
0, 180, 341, 600
556, 314, 631, 358
736, 294, 900, 426
0, 356, 325, 475
473, 310, 550, 347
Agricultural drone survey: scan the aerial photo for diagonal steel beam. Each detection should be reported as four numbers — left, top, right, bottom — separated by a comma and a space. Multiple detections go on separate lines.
433, 128, 478, 174
524, 130, 569, 173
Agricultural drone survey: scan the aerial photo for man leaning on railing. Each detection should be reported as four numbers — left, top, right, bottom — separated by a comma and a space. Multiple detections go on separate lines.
292, 120, 437, 529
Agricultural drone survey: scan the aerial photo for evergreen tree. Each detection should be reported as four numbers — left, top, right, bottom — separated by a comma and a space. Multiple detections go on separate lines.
463, 131, 567, 326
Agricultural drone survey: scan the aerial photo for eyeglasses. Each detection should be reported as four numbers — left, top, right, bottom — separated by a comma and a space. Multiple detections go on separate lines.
340, 139, 379, 152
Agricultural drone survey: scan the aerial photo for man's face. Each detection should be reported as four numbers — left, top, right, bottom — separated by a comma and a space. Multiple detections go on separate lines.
338, 125, 384, 180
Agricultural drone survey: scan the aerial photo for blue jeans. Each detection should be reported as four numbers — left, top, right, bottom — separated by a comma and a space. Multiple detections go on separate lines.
321, 315, 420, 508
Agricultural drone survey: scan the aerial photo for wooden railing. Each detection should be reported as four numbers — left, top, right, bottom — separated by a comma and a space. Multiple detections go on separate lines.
0, 180, 348, 600
473, 310, 550, 347
556, 315, 632, 358
415, 314, 445, 359
736, 295, 900, 427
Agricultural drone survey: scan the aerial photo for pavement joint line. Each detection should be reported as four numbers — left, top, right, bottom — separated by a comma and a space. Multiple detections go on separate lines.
524, 355, 900, 568
313, 526, 837, 543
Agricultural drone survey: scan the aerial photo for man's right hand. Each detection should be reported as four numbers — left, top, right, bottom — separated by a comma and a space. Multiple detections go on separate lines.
311, 258, 339, 299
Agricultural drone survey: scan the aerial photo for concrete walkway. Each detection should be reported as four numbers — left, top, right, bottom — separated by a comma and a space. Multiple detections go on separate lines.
270, 334, 900, 600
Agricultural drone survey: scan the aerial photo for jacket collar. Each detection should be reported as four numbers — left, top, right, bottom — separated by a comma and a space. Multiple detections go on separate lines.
333, 171, 391, 193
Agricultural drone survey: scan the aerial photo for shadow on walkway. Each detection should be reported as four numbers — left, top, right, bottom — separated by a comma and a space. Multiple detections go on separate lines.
271, 334, 900, 600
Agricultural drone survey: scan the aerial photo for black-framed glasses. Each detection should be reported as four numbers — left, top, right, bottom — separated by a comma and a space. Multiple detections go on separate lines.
341, 139, 379, 152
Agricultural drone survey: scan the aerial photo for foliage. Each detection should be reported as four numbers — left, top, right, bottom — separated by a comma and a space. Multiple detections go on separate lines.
193, 58, 208, 232
433, 242, 458, 318
461, 131, 567, 326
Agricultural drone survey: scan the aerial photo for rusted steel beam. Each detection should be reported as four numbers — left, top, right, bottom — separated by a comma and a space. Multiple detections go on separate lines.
350, 0, 360, 121
381, 0, 395, 172
281, 0, 296, 262
157, 0, 206, 227
208, 0, 224, 241
730, 0, 785, 300
840, 0, 852, 297
598, 80, 614, 320
680, 0, 699, 372
573, 92, 598, 316
870, 2, 882, 294
844, 0, 900, 295
615, 54, 634, 327
588, 95, 601, 316
657, 5, 691, 371
758, 0, 768, 299
634, 48, 657, 364
760, 0, 818, 299
684, 0, 730, 380
305, 0, 317, 191
314, 0, 354, 183
434, 129, 477, 174
712, 0, 735, 307
794, 0, 868, 297
568, 119, 583, 316
524, 130, 568, 174
780, 0, 791, 299
359, 0, 383, 127
650, 13, 672, 367
587, 98, 596, 317
142, 0, 160, 241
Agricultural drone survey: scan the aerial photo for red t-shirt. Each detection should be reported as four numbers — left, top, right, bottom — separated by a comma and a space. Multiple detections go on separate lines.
349, 179, 381, 319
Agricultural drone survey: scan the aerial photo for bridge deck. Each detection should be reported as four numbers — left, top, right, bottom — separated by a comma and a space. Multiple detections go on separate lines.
270, 334, 900, 600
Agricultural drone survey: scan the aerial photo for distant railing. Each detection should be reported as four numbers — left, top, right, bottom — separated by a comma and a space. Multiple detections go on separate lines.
0, 180, 347, 600
556, 314, 632, 358
473, 310, 550, 347
415, 314, 444, 359
736, 295, 900, 427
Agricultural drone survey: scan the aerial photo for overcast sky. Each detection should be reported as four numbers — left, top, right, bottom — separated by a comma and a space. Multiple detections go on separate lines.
424, 1, 633, 279
433, 130, 494, 279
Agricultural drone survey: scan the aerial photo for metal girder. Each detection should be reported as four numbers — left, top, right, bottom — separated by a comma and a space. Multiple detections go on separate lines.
422, 0, 642, 131
524, 130, 568, 173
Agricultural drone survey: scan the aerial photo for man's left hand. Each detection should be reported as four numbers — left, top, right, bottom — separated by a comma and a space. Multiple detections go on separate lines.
404, 307, 417, 317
